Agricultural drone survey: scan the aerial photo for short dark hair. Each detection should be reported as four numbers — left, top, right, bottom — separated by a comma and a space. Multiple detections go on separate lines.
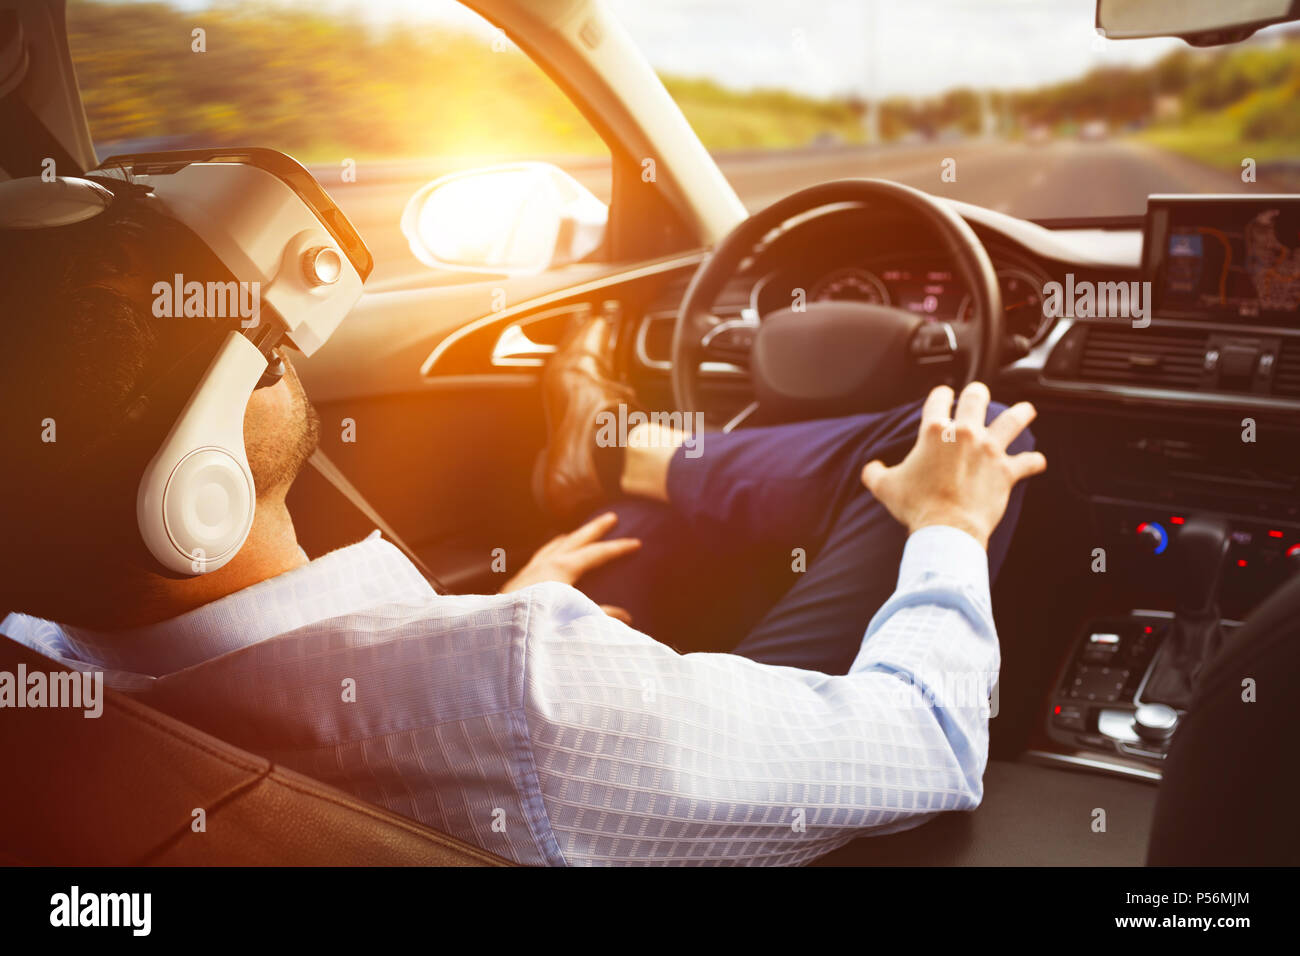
0, 190, 234, 621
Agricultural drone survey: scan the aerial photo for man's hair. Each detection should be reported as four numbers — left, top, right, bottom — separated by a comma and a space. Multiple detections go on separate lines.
0, 190, 236, 622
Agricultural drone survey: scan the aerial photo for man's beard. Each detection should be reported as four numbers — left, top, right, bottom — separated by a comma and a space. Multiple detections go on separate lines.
249, 355, 321, 495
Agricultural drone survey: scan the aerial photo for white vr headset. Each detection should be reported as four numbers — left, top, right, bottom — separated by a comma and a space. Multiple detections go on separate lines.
0, 148, 371, 575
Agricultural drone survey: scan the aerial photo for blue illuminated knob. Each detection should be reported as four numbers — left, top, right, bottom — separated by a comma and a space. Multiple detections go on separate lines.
1136, 521, 1169, 555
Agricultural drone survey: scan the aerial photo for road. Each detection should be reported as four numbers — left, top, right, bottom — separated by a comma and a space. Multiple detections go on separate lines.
320, 139, 1292, 289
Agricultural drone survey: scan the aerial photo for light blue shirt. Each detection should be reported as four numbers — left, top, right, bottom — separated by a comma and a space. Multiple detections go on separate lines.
2, 525, 999, 866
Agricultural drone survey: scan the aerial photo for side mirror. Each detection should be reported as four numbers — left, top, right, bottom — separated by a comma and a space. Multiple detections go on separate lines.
1097, 0, 1300, 46
400, 162, 607, 276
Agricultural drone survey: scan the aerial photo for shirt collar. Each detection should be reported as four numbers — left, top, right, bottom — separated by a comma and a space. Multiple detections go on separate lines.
3, 532, 434, 677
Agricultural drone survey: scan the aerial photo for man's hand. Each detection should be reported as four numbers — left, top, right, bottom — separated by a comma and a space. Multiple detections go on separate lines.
861, 382, 1047, 550
500, 512, 640, 623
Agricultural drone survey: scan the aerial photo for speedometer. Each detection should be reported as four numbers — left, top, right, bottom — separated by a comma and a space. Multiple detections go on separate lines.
810, 267, 889, 305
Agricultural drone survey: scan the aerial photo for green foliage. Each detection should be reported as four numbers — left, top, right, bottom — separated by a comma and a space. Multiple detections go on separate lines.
900, 36, 1300, 147
67, 0, 869, 158
1240, 77, 1300, 141
661, 77, 864, 149
1138, 40, 1300, 169
1182, 45, 1299, 112
68, 0, 605, 159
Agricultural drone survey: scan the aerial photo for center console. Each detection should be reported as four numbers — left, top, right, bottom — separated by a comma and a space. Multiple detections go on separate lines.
1030, 194, 1300, 779
1046, 513, 1244, 769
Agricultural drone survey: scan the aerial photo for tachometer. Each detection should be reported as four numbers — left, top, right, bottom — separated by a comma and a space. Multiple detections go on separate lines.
997, 268, 1050, 341
957, 266, 1051, 342
810, 267, 889, 305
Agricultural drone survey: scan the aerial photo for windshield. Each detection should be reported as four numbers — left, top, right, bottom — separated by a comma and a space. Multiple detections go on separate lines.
68, 0, 1299, 230
615, 0, 1299, 221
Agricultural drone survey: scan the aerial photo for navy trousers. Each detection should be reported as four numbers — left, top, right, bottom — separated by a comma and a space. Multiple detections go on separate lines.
577, 400, 1034, 675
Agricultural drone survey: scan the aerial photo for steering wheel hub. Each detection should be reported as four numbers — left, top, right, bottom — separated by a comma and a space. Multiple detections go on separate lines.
750, 301, 921, 419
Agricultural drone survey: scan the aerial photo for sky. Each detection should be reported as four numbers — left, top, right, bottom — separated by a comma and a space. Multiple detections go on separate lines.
605, 0, 1184, 98
129, 0, 1287, 98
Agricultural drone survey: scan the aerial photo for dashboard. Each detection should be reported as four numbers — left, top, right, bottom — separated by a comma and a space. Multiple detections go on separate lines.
413, 189, 1300, 423
753, 254, 1053, 343
1032, 194, 1300, 405
732, 195, 1300, 400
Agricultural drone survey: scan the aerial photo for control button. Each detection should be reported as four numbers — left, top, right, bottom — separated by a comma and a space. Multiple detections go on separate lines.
1082, 632, 1122, 664
1219, 344, 1259, 377
1052, 703, 1086, 731
910, 322, 958, 358
1130, 623, 1160, 657
1203, 348, 1220, 372
1134, 702, 1179, 743
1136, 521, 1169, 555
1259, 352, 1275, 377
1098, 708, 1141, 743
1071, 666, 1128, 702
703, 324, 757, 355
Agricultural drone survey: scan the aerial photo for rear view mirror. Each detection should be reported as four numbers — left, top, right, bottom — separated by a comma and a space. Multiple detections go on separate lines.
1097, 0, 1300, 46
400, 161, 607, 276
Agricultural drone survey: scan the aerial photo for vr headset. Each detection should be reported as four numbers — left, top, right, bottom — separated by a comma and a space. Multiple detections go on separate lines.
0, 148, 371, 575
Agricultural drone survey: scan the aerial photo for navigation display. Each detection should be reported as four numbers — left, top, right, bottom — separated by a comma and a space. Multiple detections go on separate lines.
1146, 197, 1300, 321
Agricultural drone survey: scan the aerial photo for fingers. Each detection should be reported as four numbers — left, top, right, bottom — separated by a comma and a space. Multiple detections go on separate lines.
953, 380, 990, 431
1006, 449, 1048, 481
599, 605, 633, 625
861, 459, 888, 493
986, 401, 1038, 451
565, 511, 620, 546
920, 385, 955, 428
568, 537, 641, 575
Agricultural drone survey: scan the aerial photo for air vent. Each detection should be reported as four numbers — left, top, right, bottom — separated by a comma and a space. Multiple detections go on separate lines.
1076, 326, 1209, 389
1274, 339, 1300, 398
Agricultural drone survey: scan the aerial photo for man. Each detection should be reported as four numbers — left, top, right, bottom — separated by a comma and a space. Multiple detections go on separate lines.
1, 197, 1044, 866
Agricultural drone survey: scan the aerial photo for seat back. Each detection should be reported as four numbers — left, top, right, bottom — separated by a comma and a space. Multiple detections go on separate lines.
0, 635, 510, 866
1147, 572, 1300, 865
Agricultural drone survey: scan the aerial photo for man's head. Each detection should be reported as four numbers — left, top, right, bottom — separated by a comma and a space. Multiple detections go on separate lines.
0, 191, 318, 628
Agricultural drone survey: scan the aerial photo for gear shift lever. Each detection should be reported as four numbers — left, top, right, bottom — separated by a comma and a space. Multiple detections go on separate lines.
1143, 515, 1231, 709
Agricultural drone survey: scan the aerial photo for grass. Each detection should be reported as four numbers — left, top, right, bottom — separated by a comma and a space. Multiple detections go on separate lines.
1136, 83, 1300, 171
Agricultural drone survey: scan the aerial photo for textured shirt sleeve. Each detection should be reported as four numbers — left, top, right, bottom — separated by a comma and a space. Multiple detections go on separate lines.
521, 525, 1000, 865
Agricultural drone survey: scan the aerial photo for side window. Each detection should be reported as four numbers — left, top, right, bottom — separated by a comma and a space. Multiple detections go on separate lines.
66, 0, 611, 288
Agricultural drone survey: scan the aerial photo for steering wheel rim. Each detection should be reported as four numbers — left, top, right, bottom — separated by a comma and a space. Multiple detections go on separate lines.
671, 178, 1004, 417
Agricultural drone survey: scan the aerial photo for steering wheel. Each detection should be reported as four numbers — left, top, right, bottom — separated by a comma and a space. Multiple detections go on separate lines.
672, 179, 1003, 422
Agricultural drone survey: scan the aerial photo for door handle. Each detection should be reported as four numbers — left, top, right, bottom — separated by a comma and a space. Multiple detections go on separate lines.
491, 323, 557, 367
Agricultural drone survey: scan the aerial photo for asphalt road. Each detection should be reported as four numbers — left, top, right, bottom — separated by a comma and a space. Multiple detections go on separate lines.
322, 139, 1290, 288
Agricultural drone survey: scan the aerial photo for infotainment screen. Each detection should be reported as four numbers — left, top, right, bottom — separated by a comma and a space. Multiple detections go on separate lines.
1144, 195, 1300, 322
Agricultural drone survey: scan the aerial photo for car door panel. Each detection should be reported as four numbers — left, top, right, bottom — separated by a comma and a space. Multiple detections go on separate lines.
288, 256, 710, 592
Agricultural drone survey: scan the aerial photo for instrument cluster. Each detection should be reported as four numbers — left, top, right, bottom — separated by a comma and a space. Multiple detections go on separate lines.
754, 255, 1055, 343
